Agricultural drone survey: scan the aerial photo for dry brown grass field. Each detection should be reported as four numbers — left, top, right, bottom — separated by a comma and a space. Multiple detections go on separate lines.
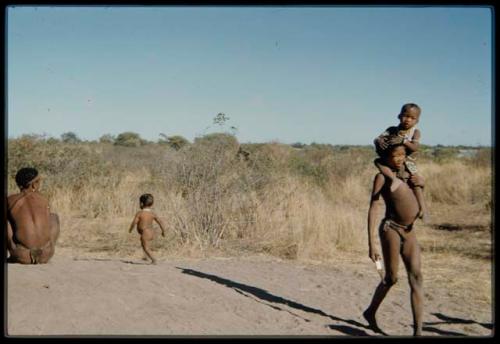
7, 134, 492, 314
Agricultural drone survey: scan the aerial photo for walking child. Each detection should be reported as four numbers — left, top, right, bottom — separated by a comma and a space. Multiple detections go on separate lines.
373, 103, 429, 223
128, 193, 166, 264
363, 144, 425, 336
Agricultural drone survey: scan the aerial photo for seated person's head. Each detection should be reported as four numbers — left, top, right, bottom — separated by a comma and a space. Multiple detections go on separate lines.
140, 193, 154, 208
15, 167, 40, 190
381, 144, 406, 171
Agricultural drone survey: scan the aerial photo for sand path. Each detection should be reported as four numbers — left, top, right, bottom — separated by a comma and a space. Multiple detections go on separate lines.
6, 253, 492, 337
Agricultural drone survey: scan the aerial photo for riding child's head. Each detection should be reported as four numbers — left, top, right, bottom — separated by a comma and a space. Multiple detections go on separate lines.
383, 144, 406, 171
139, 193, 154, 209
398, 103, 421, 130
15, 167, 41, 191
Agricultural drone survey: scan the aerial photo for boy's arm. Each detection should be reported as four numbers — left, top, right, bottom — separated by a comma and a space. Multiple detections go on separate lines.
388, 129, 420, 153
154, 214, 166, 237
367, 174, 385, 262
128, 213, 139, 233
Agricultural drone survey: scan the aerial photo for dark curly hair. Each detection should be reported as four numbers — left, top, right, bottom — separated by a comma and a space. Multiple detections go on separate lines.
399, 103, 421, 115
15, 167, 39, 189
140, 193, 154, 207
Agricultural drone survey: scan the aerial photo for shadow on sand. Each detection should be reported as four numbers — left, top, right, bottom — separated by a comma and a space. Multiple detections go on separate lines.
177, 267, 383, 336
73, 257, 151, 265
421, 312, 493, 336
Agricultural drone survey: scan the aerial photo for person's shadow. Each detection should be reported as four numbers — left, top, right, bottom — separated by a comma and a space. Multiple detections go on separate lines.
422, 312, 493, 336
177, 267, 385, 336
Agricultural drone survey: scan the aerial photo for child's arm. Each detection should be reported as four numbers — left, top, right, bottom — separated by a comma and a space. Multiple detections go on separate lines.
374, 127, 395, 151
154, 214, 166, 237
387, 129, 421, 153
403, 128, 420, 153
128, 213, 139, 233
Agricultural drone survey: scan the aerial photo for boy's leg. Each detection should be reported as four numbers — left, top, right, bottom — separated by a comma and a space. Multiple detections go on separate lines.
374, 159, 402, 192
363, 224, 401, 333
141, 237, 156, 264
413, 186, 430, 223
401, 230, 424, 336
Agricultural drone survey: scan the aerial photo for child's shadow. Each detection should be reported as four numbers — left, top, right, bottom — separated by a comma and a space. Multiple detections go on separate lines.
177, 267, 383, 336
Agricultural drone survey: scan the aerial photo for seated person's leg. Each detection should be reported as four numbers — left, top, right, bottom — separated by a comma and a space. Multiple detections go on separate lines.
6, 221, 32, 264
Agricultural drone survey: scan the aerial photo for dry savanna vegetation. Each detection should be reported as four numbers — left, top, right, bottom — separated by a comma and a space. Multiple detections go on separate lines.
7, 132, 492, 308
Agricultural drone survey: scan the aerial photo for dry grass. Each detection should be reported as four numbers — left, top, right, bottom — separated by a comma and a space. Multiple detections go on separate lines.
8, 136, 492, 307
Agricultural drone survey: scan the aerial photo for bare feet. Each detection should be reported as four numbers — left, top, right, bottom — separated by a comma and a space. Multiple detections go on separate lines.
363, 309, 386, 335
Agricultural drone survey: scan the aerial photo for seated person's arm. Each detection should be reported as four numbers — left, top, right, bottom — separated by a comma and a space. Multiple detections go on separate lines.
6, 218, 15, 251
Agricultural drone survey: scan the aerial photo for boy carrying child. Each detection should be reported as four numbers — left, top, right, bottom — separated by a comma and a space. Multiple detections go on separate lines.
373, 103, 429, 223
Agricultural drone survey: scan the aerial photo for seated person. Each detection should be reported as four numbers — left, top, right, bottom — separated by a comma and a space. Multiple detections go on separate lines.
7, 167, 60, 264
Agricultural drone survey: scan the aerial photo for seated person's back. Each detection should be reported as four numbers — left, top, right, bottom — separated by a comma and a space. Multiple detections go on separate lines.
7, 167, 59, 264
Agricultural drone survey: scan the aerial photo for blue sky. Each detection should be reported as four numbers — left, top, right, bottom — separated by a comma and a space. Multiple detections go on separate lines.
7, 6, 492, 146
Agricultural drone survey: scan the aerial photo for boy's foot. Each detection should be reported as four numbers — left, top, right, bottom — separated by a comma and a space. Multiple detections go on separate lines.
390, 178, 403, 192
362, 309, 385, 335
151, 259, 157, 265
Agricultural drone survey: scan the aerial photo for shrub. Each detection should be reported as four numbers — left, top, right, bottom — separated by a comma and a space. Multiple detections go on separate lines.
61, 132, 81, 144
114, 132, 144, 147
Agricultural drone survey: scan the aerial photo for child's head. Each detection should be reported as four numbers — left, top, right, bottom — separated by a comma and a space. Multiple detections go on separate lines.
15, 167, 40, 190
398, 103, 421, 129
139, 193, 154, 208
382, 144, 406, 170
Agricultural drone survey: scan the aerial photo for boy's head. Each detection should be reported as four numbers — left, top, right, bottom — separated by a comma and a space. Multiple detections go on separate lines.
15, 167, 40, 190
140, 193, 154, 208
382, 144, 406, 170
398, 103, 421, 130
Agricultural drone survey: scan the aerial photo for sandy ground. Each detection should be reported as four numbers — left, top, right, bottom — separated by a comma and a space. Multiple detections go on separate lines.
6, 250, 493, 337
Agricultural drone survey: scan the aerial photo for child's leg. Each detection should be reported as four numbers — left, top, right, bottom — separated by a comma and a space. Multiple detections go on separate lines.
140, 230, 156, 264
405, 160, 429, 223
412, 186, 429, 223
374, 158, 402, 192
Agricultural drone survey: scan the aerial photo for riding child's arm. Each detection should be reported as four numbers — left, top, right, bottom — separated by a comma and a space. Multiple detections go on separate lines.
374, 127, 392, 151
403, 128, 421, 154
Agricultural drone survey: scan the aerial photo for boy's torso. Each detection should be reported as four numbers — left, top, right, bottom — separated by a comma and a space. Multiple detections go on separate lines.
137, 210, 155, 230
380, 175, 419, 226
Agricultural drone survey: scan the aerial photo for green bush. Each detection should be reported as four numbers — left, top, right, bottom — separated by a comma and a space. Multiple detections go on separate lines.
114, 132, 145, 147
